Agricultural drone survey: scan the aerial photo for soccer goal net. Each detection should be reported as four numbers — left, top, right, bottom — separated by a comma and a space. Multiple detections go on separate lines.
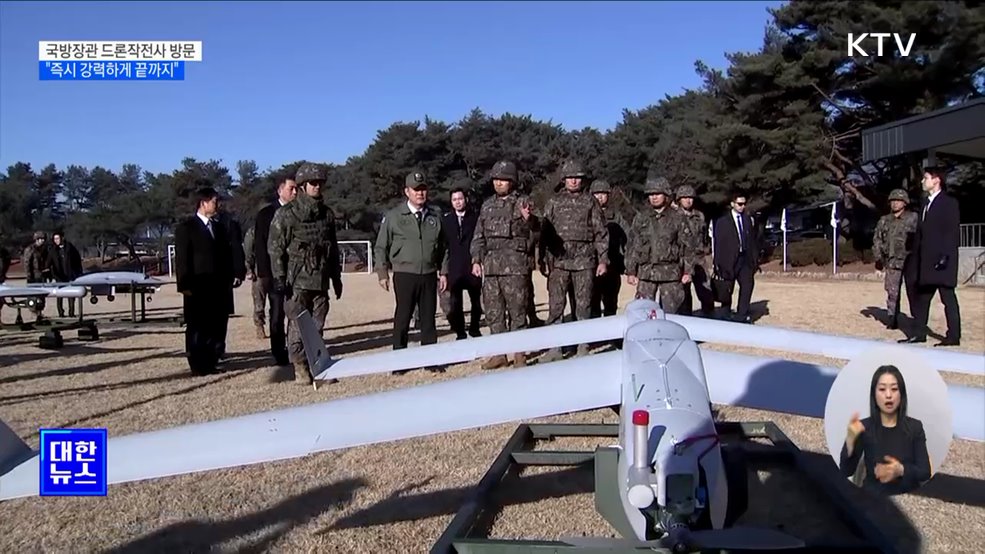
166, 240, 373, 278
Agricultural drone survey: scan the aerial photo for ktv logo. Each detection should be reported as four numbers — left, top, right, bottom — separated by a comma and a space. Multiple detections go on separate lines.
847, 33, 916, 57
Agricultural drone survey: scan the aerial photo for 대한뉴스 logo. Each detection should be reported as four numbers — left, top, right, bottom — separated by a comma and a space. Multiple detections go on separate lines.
847, 33, 916, 57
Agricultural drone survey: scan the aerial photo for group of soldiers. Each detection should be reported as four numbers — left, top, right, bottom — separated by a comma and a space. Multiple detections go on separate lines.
467, 159, 711, 369
251, 159, 714, 385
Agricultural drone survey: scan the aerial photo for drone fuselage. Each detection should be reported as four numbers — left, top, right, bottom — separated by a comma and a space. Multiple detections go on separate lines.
615, 303, 728, 542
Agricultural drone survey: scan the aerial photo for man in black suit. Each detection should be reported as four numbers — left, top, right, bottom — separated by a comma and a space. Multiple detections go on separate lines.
249, 174, 297, 365
712, 191, 759, 323
442, 184, 483, 339
901, 166, 961, 346
174, 186, 236, 375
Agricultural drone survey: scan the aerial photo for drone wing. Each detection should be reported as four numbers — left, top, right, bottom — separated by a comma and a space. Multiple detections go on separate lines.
0, 350, 622, 501
668, 314, 983, 376
0, 285, 87, 299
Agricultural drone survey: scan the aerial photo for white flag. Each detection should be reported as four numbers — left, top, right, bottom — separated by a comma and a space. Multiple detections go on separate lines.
780, 208, 787, 232
830, 202, 838, 228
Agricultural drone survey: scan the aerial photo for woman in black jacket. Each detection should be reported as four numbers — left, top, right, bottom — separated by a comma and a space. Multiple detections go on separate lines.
840, 364, 932, 495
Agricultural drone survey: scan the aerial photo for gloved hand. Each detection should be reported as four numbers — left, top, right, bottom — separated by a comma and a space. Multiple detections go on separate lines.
332, 277, 343, 300
934, 256, 948, 271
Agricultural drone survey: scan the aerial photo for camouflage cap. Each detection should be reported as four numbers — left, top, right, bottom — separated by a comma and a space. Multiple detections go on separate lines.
559, 159, 586, 179
888, 188, 909, 204
675, 185, 696, 199
590, 180, 611, 194
405, 170, 428, 189
643, 176, 671, 196
490, 160, 518, 182
33, 231, 46, 240
295, 162, 327, 184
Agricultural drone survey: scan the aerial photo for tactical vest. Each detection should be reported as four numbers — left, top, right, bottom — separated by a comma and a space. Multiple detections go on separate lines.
286, 202, 334, 281
549, 192, 595, 243
481, 193, 530, 252
642, 209, 683, 265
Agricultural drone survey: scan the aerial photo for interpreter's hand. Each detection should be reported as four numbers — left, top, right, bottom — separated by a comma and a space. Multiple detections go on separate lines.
846, 412, 865, 443
472, 263, 482, 278
596, 263, 607, 277
439, 274, 448, 293
681, 273, 691, 284
378, 278, 389, 292
875, 455, 903, 483
627, 276, 639, 286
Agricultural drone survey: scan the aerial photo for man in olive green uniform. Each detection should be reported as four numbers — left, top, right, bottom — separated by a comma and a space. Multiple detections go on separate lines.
674, 185, 714, 316
873, 188, 919, 330
539, 160, 609, 361
588, 180, 627, 318
626, 177, 691, 313
268, 162, 343, 387
244, 225, 268, 339
21, 231, 49, 321
471, 160, 538, 369
375, 170, 449, 375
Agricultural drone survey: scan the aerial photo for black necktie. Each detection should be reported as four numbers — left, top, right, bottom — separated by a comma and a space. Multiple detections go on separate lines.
415, 211, 423, 224
736, 215, 744, 252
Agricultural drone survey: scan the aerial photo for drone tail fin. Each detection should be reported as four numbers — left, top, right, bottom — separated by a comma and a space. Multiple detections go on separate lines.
297, 310, 333, 379
0, 419, 32, 479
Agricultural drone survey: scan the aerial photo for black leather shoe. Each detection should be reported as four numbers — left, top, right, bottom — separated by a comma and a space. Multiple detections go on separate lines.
935, 338, 960, 347
899, 336, 926, 344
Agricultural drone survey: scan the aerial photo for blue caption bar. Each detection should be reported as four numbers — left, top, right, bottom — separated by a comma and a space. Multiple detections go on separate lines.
39, 60, 184, 81
39, 428, 108, 496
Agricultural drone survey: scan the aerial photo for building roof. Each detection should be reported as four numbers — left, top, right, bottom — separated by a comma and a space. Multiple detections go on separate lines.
861, 98, 985, 163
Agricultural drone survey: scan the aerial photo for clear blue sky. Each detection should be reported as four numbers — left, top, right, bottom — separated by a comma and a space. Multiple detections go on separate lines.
0, 0, 783, 177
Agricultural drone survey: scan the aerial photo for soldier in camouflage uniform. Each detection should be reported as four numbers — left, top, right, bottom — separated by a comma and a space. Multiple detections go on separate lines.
21, 231, 49, 321
626, 177, 691, 313
588, 180, 627, 319
471, 160, 538, 369
268, 162, 343, 387
243, 225, 268, 339
674, 185, 714, 316
539, 160, 609, 361
873, 188, 919, 329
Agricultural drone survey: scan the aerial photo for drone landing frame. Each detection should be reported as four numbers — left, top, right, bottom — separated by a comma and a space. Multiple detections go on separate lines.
430, 422, 897, 554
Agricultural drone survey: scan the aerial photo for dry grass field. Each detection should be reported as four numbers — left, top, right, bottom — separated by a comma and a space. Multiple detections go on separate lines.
1, 273, 982, 553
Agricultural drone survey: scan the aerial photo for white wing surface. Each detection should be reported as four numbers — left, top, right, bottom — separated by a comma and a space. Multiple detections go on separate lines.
0, 351, 622, 501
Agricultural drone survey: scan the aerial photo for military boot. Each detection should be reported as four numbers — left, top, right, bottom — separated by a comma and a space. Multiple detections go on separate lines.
482, 355, 509, 370
576, 344, 590, 357
541, 348, 563, 363
513, 352, 527, 367
887, 315, 898, 330
294, 362, 314, 386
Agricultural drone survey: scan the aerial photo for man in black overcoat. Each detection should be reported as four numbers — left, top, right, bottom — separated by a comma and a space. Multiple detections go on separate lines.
174, 186, 236, 375
441, 184, 482, 339
900, 166, 961, 346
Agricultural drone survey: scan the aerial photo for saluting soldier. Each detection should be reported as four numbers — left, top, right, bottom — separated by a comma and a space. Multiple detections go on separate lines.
626, 177, 691, 313
470, 160, 538, 370
538, 159, 609, 361
268, 162, 343, 387
674, 185, 714, 316
374, 170, 449, 375
873, 188, 919, 330
588, 179, 627, 319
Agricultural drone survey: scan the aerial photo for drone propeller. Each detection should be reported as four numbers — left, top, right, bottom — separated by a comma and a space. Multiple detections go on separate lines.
561, 526, 805, 552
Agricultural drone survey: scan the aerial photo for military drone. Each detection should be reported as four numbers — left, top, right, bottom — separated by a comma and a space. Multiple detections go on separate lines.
0, 299, 981, 552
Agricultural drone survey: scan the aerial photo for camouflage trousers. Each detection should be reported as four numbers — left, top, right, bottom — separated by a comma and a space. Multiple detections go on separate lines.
251, 278, 269, 327
483, 274, 529, 334
285, 288, 330, 366
547, 268, 593, 325
884, 268, 914, 319
636, 279, 685, 315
